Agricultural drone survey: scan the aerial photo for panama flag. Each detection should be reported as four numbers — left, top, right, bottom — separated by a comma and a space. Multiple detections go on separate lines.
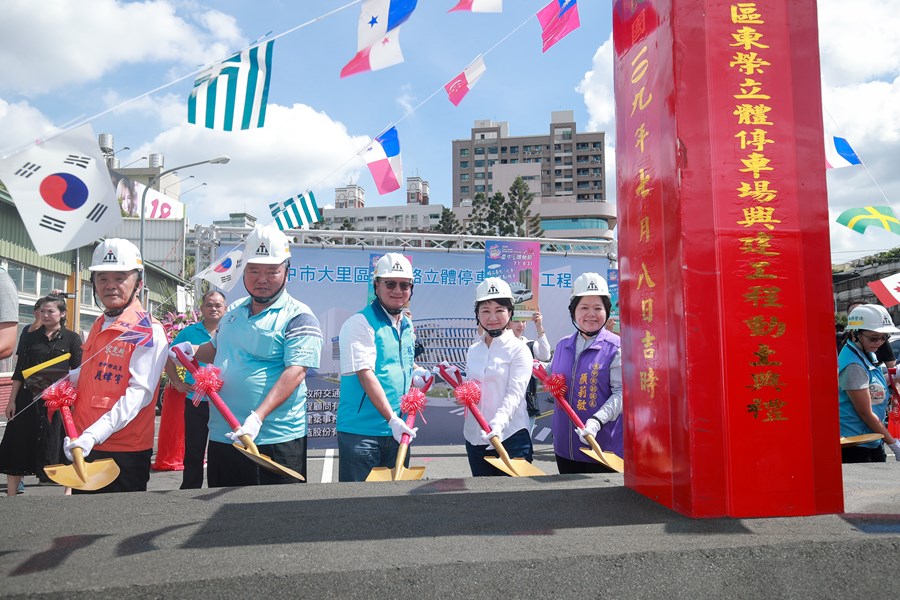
869, 273, 900, 308
0, 125, 122, 256
537, 0, 580, 52
341, 0, 417, 77
445, 55, 487, 106
362, 127, 403, 195
824, 134, 862, 169
195, 250, 245, 291
188, 40, 274, 131
449, 0, 502, 12
270, 191, 321, 230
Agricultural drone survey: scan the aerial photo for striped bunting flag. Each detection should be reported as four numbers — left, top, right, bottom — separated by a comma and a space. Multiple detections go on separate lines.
269, 191, 321, 230
188, 40, 274, 131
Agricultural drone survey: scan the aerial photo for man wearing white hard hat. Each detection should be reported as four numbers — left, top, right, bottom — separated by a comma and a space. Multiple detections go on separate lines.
172, 225, 322, 486
548, 272, 623, 473
65, 238, 169, 493
838, 303, 900, 463
336, 252, 430, 482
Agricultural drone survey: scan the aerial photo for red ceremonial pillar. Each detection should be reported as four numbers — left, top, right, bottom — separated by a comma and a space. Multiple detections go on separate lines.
152, 385, 185, 471
613, 0, 843, 517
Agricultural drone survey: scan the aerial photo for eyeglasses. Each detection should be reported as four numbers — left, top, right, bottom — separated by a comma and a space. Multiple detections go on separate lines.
382, 281, 412, 291
860, 333, 890, 343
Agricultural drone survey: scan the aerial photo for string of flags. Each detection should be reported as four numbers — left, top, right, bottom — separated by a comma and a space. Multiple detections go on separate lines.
835, 206, 900, 236
270, 191, 322, 231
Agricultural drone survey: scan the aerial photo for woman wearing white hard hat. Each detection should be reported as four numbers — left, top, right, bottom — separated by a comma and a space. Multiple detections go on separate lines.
65, 239, 169, 493
838, 304, 900, 462
463, 277, 534, 476
172, 224, 323, 487
548, 272, 623, 473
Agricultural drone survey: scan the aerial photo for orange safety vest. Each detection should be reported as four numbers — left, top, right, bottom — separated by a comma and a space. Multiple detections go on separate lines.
75, 300, 159, 452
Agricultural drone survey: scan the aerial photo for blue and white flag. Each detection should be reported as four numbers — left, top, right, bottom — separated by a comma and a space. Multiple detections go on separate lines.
269, 191, 321, 230
824, 134, 862, 169
188, 40, 274, 131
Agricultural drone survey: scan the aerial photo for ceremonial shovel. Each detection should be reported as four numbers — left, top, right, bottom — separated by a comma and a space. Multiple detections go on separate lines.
532, 362, 624, 472
366, 377, 432, 482
436, 363, 545, 478
172, 347, 305, 481
41, 379, 120, 490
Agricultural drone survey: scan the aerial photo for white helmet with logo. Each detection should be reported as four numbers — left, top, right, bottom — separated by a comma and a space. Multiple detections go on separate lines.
474, 277, 514, 304
244, 225, 291, 265
847, 304, 900, 333
571, 272, 609, 298
89, 239, 144, 271
374, 253, 413, 280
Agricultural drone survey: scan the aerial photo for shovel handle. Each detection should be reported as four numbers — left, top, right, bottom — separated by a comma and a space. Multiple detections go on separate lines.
70, 447, 89, 483
60, 406, 79, 439
400, 411, 418, 446
467, 402, 493, 436
394, 441, 410, 474
239, 434, 261, 456
553, 391, 587, 429
172, 347, 242, 430
489, 436, 517, 473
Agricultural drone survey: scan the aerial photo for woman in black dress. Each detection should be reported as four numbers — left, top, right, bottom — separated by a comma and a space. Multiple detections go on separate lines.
1, 296, 82, 495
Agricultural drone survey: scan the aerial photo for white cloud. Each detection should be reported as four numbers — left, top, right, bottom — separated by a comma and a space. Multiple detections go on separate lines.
131, 103, 370, 224
0, 0, 244, 95
577, 35, 616, 203
0, 99, 57, 155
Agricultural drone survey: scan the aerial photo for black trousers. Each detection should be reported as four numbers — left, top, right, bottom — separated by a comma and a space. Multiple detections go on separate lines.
181, 400, 210, 489
555, 453, 619, 474
207, 437, 307, 488
841, 445, 887, 463
72, 449, 152, 494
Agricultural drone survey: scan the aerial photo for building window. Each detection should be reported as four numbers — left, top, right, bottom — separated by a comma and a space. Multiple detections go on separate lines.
510, 159, 518, 164
542, 218, 609, 231
475, 160, 485, 167
460, 185, 470, 193
460, 160, 469, 169
593, 142, 603, 149
501, 147, 507, 154
475, 173, 485, 180
460, 148, 469, 156
461, 174, 470, 181
510, 146, 519, 154
475, 185, 485, 192
475, 147, 485, 155
487, 146, 498, 155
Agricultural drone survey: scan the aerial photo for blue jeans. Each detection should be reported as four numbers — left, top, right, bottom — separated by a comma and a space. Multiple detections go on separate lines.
465, 428, 533, 477
337, 432, 409, 482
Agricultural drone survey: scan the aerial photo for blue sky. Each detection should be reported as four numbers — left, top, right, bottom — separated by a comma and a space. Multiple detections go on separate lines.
0, 0, 898, 263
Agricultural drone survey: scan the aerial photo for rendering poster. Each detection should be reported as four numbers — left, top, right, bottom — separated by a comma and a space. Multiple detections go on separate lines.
483, 239, 540, 318
221, 246, 608, 448
109, 170, 185, 219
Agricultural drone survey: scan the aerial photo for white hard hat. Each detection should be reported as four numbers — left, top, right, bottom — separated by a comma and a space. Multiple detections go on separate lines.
374, 253, 413, 279
847, 304, 900, 334
571, 272, 609, 298
244, 225, 291, 265
474, 277, 514, 304
89, 239, 144, 271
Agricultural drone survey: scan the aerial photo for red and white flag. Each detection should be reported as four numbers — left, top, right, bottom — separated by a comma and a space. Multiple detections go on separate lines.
449, 0, 502, 12
868, 272, 900, 308
445, 55, 487, 106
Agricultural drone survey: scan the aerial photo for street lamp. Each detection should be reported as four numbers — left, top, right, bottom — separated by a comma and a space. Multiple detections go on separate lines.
139, 156, 230, 303
180, 182, 207, 196
162, 174, 194, 195
121, 156, 147, 168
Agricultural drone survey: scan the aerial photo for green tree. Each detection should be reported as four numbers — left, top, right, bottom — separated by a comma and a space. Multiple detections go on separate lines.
465, 177, 543, 238
435, 207, 463, 234
339, 218, 354, 231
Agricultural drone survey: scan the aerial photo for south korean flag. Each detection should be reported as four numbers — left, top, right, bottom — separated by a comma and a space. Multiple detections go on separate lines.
195, 249, 245, 292
0, 125, 122, 255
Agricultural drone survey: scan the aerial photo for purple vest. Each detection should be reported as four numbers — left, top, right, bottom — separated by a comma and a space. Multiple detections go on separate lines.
549, 329, 622, 461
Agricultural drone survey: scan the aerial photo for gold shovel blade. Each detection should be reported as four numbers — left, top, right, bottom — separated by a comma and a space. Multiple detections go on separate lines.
43, 459, 120, 491
365, 466, 427, 482
484, 456, 546, 477
579, 447, 625, 472
232, 443, 305, 482
840, 433, 884, 447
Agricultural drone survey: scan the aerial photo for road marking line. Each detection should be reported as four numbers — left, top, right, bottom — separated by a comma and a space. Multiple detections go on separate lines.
533, 427, 551, 442
321, 448, 335, 483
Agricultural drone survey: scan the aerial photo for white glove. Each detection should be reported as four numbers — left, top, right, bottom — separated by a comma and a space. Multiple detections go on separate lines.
480, 427, 502, 444
168, 341, 195, 364
64, 433, 96, 462
226, 411, 262, 447
411, 367, 433, 389
888, 440, 900, 462
576, 417, 603, 445
68, 368, 81, 385
388, 412, 417, 443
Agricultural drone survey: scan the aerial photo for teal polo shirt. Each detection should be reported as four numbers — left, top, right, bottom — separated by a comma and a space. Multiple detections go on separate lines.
209, 292, 323, 445
171, 321, 214, 402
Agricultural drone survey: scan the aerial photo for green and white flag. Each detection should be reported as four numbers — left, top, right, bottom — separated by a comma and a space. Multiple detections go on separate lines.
836, 206, 900, 236
188, 40, 274, 131
269, 191, 321, 230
